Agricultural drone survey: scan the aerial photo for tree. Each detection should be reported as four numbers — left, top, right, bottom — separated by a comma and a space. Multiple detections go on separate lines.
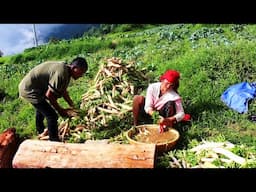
0, 50, 3, 57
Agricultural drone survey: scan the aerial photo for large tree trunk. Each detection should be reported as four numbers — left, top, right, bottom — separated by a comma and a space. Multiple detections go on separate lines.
12, 139, 156, 168
0, 128, 20, 168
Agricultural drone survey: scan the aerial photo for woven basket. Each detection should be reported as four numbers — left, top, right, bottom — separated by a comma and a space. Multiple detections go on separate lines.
126, 124, 180, 154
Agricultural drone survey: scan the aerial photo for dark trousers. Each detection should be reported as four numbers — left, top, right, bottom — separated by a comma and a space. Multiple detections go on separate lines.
139, 101, 176, 124
32, 100, 59, 141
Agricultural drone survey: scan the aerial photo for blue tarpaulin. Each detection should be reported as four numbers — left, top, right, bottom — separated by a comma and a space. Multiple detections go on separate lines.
221, 82, 256, 113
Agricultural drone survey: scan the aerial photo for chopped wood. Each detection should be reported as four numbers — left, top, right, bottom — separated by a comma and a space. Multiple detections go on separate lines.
170, 155, 182, 168
190, 141, 235, 154
117, 69, 123, 79
181, 159, 187, 168
99, 80, 104, 95
115, 84, 123, 88
200, 157, 217, 163
97, 106, 119, 114
72, 133, 81, 139
212, 147, 246, 165
58, 119, 69, 133
137, 70, 148, 79
88, 107, 96, 117
220, 158, 233, 164
80, 57, 149, 131
206, 151, 219, 159
116, 103, 132, 111
112, 86, 116, 98
38, 129, 49, 139
130, 85, 134, 95
104, 102, 120, 111
107, 61, 122, 68
39, 136, 49, 140
74, 125, 86, 132
82, 92, 101, 102
189, 140, 248, 168
107, 57, 122, 64
93, 67, 102, 82
199, 162, 218, 168
90, 114, 104, 122
60, 120, 70, 141
103, 68, 113, 77
58, 121, 66, 131
107, 94, 119, 110
118, 95, 128, 102
123, 80, 129, 87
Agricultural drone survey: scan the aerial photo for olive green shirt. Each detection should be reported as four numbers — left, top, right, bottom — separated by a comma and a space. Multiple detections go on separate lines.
18, 61, 71, 104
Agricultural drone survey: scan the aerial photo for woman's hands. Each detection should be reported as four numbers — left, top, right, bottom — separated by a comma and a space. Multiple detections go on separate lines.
158, 116, 176, 133
151, 110, 176, 133
151, 111, 161, 124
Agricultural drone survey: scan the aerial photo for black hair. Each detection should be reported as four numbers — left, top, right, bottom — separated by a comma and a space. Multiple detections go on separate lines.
71, 57, 88, 71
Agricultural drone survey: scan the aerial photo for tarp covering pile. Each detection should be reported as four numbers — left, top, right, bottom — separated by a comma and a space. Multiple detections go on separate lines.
221, 82, 256, 113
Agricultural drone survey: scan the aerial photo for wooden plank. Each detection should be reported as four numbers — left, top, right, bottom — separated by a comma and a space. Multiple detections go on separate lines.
12, 139, 156, 168
0, 128, 20, 168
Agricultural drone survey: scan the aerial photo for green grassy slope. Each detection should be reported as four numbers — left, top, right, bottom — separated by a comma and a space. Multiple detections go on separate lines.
1, 24, 256, 167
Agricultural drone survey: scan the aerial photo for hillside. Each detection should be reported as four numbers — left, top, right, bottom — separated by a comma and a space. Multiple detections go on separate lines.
1, 24, 256, 168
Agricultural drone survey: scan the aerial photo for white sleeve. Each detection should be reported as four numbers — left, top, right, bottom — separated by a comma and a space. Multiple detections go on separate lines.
174, 99, 185, 122
144, 85, 154, 114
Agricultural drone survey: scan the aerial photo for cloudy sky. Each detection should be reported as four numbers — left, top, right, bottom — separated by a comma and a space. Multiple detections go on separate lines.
0, 24, 65, 56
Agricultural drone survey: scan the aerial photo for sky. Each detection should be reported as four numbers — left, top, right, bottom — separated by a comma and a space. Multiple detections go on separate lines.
0, 24, 64, 56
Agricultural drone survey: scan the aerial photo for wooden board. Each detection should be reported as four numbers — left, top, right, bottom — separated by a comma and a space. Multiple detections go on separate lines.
12, 139, 156, 168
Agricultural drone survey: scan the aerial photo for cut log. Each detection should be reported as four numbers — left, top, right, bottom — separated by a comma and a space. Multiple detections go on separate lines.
12, 139, 156, 168
0, 128, 21, 168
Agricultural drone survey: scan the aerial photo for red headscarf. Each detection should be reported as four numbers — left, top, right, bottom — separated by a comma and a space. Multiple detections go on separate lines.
160, 70, 180, 92
160, 70, 180, 84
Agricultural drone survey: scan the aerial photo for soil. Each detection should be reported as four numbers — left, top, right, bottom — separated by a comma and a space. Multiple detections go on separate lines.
131, 125, 177, 144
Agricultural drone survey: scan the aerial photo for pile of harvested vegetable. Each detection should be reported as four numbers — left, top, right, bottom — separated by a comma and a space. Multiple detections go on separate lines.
80, 57, 149, 129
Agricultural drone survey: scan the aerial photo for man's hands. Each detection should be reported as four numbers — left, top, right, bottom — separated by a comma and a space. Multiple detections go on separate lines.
59, 108, 79, 118
58, 108, 69, 118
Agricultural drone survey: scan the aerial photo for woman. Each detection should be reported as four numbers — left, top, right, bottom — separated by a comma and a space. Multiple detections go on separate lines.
132, 69, 186, 130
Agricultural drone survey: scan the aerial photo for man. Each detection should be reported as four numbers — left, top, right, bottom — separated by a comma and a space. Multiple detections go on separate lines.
132, 69, 187, 131
19, 57, 88, 141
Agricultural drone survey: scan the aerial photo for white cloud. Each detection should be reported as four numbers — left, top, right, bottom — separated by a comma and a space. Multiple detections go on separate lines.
0, 24, 64, 56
